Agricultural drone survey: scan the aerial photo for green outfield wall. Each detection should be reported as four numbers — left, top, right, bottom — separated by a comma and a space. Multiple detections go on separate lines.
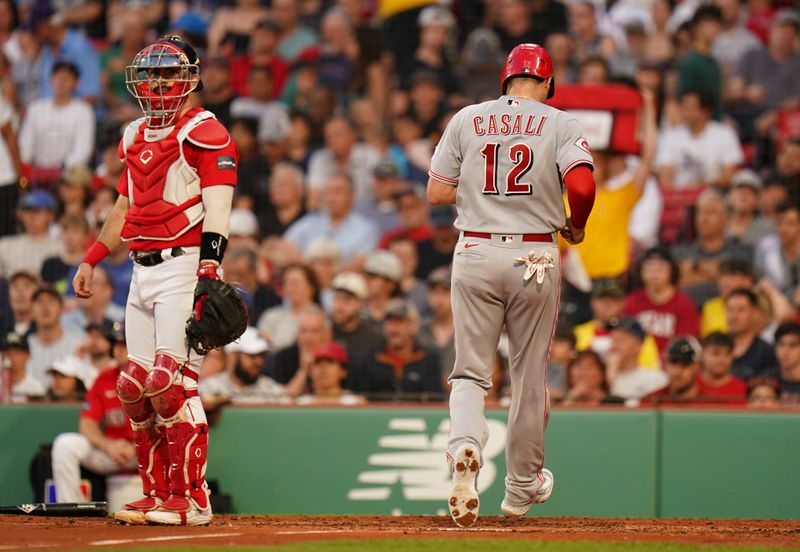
0, 405, 797, 519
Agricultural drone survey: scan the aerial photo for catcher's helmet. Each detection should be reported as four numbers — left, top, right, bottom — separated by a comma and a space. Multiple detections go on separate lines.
500, 43, 555, 99
125, 35, 203, 129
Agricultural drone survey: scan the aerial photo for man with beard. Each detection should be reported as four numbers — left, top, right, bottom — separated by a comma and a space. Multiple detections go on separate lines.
330, 272, 381, 381
200, 327, 287, 406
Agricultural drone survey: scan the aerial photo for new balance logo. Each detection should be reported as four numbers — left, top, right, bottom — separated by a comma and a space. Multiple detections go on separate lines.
348, 417, 507, 514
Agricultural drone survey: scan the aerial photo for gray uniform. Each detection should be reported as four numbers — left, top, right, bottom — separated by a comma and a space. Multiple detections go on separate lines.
430, 95, 593, 507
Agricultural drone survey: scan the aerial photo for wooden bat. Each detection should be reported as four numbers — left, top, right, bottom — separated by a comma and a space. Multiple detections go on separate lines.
0, 502, 108, 516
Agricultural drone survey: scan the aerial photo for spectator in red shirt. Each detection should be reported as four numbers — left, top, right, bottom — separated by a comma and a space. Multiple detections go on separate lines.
625, 246, 700, 355
698, 331, 747, 402
230, 19, 289, 98
50, 326, 134, 502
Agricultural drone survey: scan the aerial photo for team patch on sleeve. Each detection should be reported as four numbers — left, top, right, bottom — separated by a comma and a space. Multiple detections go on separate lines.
574, 137, 592, 155
216, 156, 236, 170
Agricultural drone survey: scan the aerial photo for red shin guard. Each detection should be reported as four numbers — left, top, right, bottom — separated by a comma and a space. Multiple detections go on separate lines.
131, 424, 170, 500
162, 422, 209, 511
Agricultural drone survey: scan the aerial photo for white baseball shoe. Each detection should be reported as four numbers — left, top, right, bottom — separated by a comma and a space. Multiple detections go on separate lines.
448, 444, 481, 528
144, 496, 213, 526
501, 468, 555, 518
114, 496, 161, 525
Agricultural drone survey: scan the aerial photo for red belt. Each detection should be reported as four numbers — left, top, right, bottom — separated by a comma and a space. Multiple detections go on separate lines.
463, 231, 553, 243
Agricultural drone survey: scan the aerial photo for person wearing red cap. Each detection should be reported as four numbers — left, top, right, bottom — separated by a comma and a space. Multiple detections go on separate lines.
296, 341, 364, 406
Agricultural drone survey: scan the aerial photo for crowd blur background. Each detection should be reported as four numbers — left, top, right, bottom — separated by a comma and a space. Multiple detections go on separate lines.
0, 0, 798, 413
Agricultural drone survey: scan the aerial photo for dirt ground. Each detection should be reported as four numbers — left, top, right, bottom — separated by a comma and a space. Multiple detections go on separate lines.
1, 515, 799, 550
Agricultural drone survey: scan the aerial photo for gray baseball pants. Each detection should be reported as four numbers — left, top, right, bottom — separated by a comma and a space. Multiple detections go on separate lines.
447, 232, 559, 507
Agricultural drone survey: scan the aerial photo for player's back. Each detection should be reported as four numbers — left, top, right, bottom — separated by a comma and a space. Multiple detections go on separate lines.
437, 96, 588, 234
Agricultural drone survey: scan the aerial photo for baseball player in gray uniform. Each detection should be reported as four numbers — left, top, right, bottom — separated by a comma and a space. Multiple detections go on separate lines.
427, 44, 597, 527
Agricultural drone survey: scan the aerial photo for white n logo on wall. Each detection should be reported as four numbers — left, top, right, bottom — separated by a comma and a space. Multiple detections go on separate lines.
348, 418, 507, 504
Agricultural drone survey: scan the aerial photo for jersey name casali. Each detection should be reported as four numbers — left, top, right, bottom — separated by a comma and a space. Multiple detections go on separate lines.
429, 95, 593, 234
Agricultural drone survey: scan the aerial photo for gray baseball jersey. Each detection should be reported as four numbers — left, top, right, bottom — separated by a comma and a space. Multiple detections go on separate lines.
435, 95, 594, 522
429, 96, 593, 233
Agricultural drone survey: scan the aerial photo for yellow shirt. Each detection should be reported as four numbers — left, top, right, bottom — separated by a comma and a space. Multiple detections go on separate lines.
571, 178, 641, 279
701, 296, 728, 337
574, 320, 662, 370
379, 0, 436, 19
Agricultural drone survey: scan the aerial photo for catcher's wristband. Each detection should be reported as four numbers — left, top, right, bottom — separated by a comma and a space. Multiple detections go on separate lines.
83, 242, 110, 267
200, 232, 228, 266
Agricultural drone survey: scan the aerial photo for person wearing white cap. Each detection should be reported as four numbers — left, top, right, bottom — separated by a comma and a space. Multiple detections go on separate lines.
725, 169, 774, 248
330, 272, 381, 380
363, 250, 403, 330
199, 327, 288, 406
227, 208, 261, 248
46, 355, 89, 401
304, 237, 341, 312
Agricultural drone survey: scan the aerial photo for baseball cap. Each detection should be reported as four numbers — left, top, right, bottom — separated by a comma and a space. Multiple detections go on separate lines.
86, 319, 125, 344
225, 327, 269, 355
731, 169, 762, 190
364, 251, 403, 284
418, 5, 455, 28
773, 9, 800, 31
665, 336, 701, 365
1, 332, 29, 352
591, 278, 625, 299
48, 356, 88, 382
304, 237, 341, 263
374, 160, 400, 179
607, 317, 646, 342
410, 69, 445, 90
170, 12, 209, 38
331, 272, 368, 300
427, 266, 452, 290
19, 189, 57, 212
385, 298, 419, 322
228, 209, 260, 237
313, 341, 349, 365
429, 205, 455, 227
59, 165, 93, 188
22, 0, 55, 31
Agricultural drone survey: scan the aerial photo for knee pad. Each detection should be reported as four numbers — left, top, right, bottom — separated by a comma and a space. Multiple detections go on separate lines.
145, 354, 193, 420
117, 361, 153, 423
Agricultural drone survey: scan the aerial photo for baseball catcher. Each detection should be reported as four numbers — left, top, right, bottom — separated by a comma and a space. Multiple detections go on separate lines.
73, 36, 241, 526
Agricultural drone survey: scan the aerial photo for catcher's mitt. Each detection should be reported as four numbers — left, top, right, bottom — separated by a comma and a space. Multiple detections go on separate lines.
185, 278, 248, 355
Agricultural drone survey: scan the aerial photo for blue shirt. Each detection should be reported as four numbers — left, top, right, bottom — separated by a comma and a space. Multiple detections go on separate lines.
39, 29, 101, 99
285, 211, 379, 261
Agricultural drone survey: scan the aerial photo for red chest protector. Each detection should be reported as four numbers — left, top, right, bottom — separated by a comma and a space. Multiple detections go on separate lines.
119, 108, 229, 242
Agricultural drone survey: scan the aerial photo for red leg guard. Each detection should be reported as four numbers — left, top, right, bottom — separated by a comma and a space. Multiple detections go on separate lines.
161, 422, 209, 511
144, 354, 191, 419
131, 423, 170, 500
117, 361, 153, 423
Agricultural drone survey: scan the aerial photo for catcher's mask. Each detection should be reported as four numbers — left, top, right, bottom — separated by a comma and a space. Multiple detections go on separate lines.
125, 36, 203, 129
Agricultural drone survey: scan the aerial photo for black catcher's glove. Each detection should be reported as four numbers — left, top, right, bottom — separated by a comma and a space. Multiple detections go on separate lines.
185, 265, 248, 355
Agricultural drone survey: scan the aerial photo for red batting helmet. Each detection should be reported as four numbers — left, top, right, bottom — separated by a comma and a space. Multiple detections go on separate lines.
500, 43, 555, 99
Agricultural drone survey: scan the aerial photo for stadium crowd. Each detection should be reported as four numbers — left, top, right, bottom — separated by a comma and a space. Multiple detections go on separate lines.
0, 0, 799, 412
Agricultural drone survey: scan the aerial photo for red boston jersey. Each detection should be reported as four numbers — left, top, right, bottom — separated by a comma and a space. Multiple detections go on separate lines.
81, 366, 133, 441
624, 289, 699, 355
116, 107, 239, 251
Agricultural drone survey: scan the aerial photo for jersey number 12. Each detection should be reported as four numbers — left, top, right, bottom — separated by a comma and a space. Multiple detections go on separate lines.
481, 143, 533, 195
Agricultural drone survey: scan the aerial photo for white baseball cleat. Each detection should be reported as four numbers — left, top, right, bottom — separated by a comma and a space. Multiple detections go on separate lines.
144, 497, 213, 526
448, 445, 481, 528
501, 468, 555, 518
114, 496, 161, 525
